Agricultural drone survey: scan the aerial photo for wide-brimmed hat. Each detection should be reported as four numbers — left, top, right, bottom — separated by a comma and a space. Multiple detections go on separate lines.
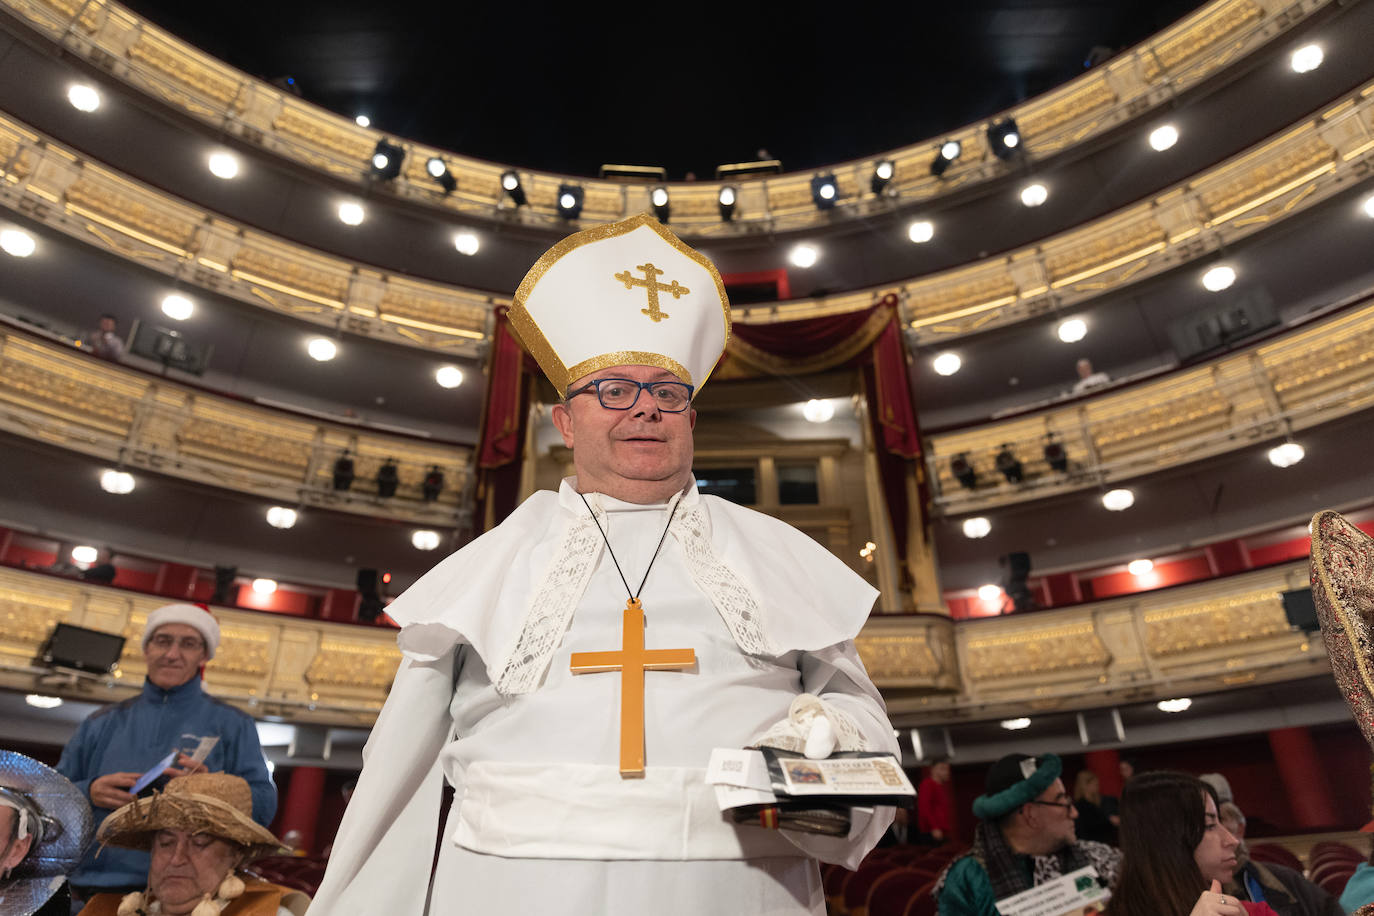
972, 753, 1063, 820
97, 773, 281, 859
1310, 510, 1374, 748
0, 749, 93, 913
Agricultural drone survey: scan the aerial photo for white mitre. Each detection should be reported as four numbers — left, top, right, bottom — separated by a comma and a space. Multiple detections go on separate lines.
508, 213, 731, 394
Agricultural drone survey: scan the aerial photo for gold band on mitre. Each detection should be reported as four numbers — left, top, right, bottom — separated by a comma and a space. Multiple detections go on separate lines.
508, 214, 731, 395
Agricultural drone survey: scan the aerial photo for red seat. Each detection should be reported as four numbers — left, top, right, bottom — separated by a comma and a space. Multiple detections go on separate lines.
1310, 860, 1357, 886
1311, 841, 1362, 858
845, 862, 907, 915
868, 873, 932, 916
1317, 868, 1355, 898
1248, 843, 1303, 872
824, 863, 856, 911
904, 888, 939, 916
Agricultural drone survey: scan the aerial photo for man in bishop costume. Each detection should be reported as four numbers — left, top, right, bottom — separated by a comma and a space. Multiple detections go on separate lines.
309, 214, 898, 915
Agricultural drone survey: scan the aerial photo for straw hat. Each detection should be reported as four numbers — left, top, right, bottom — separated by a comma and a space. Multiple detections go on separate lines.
97, 773, 281, 858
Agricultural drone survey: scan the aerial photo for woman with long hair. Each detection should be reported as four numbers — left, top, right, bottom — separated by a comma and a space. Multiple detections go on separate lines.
1072, 770, 1116, 846
1106, 771, 1277, 916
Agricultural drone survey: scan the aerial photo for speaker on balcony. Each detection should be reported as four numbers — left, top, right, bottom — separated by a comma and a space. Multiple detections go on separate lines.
357, 568, 385, 622
1281, 587, 1319, 633
1076, 708, 1125, 746
909, 727, 954, 763
210, 565, 237, 605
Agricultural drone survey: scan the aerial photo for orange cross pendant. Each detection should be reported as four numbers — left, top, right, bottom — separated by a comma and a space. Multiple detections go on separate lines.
569, 597, 696, 777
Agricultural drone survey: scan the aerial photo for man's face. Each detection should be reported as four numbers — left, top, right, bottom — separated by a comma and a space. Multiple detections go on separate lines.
144, 623, 208, 689
0, 805, 34, 872
550, 364, 697, 503
1028, 778, 1077, 851
98, 317, 116, 333
149, 828, 240, 915
931, 762, 951, 783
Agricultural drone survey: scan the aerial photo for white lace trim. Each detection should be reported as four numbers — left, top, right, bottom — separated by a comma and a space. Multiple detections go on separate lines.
751, 693, 869, 754
671, 504, 774, 657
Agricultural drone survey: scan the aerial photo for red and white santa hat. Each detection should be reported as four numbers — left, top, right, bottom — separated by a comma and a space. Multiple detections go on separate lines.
141, 603, 221, 659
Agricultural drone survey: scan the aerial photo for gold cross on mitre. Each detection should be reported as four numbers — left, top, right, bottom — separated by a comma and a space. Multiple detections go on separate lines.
613, 262, 690, 323
569, 597, 696, 777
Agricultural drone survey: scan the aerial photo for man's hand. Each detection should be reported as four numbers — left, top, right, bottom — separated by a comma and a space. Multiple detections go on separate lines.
90, 772, 140, 810
164, 753, 209, 779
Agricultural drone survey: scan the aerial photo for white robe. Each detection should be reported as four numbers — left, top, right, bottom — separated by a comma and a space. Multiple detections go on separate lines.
309, 480, 896, 915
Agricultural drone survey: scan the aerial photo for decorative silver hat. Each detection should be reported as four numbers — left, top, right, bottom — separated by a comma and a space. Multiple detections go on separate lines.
0, 750, 92, 915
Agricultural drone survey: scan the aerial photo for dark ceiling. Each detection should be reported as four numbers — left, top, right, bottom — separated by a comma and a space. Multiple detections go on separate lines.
118, 0, 1207, 178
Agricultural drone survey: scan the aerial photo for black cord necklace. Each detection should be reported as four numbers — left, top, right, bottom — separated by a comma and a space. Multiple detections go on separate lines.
579, 491, 678, 605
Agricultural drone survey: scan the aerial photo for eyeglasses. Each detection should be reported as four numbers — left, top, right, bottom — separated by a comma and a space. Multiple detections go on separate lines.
148, 635, 205, 653
1028, 799, 1077, 813
566, 378, 694, 412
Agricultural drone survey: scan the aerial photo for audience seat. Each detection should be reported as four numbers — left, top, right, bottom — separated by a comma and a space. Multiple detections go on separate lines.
1248, 843, 1303, 872
1316, 868, 1355, 898
867, 872, 933, 916
903, 889, 939, 916
845, 861, 911, 916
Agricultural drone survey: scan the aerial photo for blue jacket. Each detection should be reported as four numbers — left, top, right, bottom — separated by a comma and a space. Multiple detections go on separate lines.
56, 677, 277, 890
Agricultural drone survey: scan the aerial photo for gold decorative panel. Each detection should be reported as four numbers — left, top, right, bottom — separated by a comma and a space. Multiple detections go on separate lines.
1144, 588, 1290, 657
964, 621, 1111, 681
305, 639, 401, 692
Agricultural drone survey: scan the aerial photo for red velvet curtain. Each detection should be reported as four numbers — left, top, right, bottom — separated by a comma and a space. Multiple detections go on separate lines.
475, 307, 536, 531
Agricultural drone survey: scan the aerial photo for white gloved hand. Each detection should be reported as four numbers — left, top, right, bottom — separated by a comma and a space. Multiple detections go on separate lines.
803, 716, 837, 759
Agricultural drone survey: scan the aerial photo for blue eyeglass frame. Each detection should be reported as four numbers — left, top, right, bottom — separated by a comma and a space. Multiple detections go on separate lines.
565, 377, 695, 412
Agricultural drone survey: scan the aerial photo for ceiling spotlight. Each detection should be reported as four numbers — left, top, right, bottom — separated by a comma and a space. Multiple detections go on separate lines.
1202, 264, 1237, 291
453, 232, 480, 256
1102, 488, 1135, 511
987, 118, 1021, 160
908, 220, 934, 244
161, 294, 194, 321
1057, 318, 1087, 343
369, 139, 404, 180
1268, 441, 1305, 468
354, 114, 371, 127
950, 454, 977, 490
100, 468, 135, 494
251, 578, 278, 595
435, 365, 464, 389
651, 186, 670, 222
25, 694, 62, 709
788, 243, 819, 269
0, 228, 36, 258
1157, 697, 1193, 713
337, 202, 365, 226
1020, 183, 1049, 208
266, 506, 298, 529
802, 399, 834, 423
557, 184, 584, 219
810, 174, 838, 210
1363, 194, 1374, 219
978, 584, 1003, 602
426, 157, 457, 194
500, 170, 527, 206
962, 517, 991, 539
932, 352, 961, 376
995, 444, 1024, 484
1000, 717, 1031, 730
718, 185, 737, 221
71, 545, 98, 565
207, 150, 240, 179
412, 529, 442, 551
871, 159, 895, 195
1149, 124, 1180, 152
67, 83, 101, 112
1290, 43, 1323, 73
1128, 558, 1154, 576
1043, 434, 1068, 472
307, 337, 338, 361
931, 140, 961, 177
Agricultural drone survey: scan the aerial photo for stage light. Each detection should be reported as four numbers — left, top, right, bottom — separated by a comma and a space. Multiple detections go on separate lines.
994, 444, 1024, 483
207, 150, 240, 179
435, 365, 464, 389
453, 232, 479, 256
871, 160, 894, 195
370, 139, 404, 180
25, 694, 62, 709
266, 506, 298, 529
978, 584, 1002, 602
1057, 318, 1087, 343
332, 453, 355, 491
859, 542, 876, 563
1043, 435, 1068, 472
1149, 124, 1179, 152
810, 174, 838, 210
161, 294, 194, 321
1000, 717, 1031, 730
718, 186, 737, 221
426, 157, 457, 194
67, 83, 101, 112
1157, 697, 1193, 713
932, 352, 961, 376
908, 220, 934, 244
422, 465, 445, 502
1202, 265, 1236, 291
950, 454, 977, 490
354, 114, 371, 127
251, 578, 277, 595
802, 399, 834, 423
412, 529, 441, 551
788, 244, 819, 268
100, 469, 135, 494
1020, 183, 1048, 207
962, 517, 991, 539
1102, 488, 1135, 511
501, 171, 527, 206
0, 228, 36, 258
1290, 43, 1323, 73
376, 459, 400, 498
651, 186, 670, 222
1128, 558, 1154, 576
930, 140, 961, 177
337, 202, 365, 226
71, 545, 98, 565
307, 337, 338, 361
987, 118, 1021, 160
1268, 441, 1305, 468
557, 184, 584, 219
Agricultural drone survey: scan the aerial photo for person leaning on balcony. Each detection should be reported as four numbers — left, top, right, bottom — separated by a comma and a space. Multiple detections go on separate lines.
56, 604, 276, 906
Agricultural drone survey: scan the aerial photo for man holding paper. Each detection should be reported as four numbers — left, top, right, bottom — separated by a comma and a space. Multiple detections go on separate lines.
311, 214, 898, 915
57, 603, 276, 903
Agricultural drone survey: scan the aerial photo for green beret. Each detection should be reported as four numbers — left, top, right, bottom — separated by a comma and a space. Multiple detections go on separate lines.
972, 753, 1062, 820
